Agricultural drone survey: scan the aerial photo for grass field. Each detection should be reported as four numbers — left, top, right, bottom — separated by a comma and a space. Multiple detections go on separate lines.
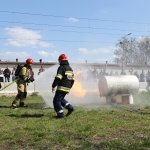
0, 93, 150, 150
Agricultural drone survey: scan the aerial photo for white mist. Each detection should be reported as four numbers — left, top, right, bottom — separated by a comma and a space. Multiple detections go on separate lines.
35, 64, 104, 108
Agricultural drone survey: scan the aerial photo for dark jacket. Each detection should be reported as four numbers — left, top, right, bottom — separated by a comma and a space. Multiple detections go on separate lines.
52, 60, 75, 93
3, 68, 11, 77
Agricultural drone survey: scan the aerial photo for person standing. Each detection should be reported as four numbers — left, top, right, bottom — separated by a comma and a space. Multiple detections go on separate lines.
52, 54, 75, 118
11, 58, 34, 109
3, 66, 11, 82
38, 65, 45, 75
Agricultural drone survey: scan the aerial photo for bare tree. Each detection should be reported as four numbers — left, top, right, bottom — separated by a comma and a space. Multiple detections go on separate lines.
114, 36, 150, 66
114, 36, 134, 65
137, 37, 150, 65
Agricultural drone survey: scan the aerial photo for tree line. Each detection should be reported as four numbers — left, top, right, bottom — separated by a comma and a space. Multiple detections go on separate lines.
114, 36, 150, 66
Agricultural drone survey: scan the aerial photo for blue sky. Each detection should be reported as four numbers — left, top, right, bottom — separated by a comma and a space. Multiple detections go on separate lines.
0, 0, 150, 63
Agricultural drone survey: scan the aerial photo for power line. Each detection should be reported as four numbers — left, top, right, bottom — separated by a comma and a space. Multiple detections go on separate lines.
0, 20, 148, 35
0, 37, 88, 43
0, 25, 132, 36
0, 10, 150, 25
0, 20, 129, 30
0, 37, 118, 45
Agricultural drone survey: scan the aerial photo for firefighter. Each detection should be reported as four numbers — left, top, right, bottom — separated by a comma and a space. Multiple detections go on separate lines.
11, 58, 34, 109
52, 54, 75, 118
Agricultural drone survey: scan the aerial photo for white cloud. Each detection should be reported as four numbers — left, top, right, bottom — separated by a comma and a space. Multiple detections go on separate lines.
38, 50, 49, 57
38, 41, 54, 48
49, 50, 60, 58
0, 51, 28, 59
5, 27, 54, 48
77, 48, 89, 54
68, 17, 79, 23
37, 50, 60, 61
78, 47, 113, 55
76, 47, 115, 63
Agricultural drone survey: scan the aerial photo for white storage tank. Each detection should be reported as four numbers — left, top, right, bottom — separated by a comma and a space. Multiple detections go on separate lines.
98, 75, 139, 104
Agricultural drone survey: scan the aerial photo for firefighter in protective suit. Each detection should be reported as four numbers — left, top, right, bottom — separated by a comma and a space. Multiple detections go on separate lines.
52, 54, 75, 118
11, 58, 34, 109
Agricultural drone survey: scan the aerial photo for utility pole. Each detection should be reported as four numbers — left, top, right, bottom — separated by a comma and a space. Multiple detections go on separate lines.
105, 60, 108, 74
120, 33, 132, 74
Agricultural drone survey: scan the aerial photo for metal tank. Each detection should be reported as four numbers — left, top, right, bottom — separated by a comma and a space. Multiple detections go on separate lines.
98, 75, 139, 104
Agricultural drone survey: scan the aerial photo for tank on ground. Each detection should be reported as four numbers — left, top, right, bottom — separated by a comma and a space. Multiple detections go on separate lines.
98, 75, 139, 104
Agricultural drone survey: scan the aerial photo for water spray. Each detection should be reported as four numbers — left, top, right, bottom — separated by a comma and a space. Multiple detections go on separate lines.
34, 64, 102, 108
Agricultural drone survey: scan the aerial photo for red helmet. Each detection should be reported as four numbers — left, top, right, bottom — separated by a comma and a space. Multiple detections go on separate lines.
58, 54, 67, 61
26, 58, 33, 64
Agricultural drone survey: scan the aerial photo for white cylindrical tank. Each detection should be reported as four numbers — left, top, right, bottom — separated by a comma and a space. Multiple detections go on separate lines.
98, 75, 139, 97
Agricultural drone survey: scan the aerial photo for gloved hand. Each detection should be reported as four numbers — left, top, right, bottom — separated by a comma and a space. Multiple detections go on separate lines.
25, 78, 31, 83
30, 77, 35, 82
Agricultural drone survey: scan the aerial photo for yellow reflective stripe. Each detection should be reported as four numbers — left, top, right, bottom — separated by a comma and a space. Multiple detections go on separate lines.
65, 71, 72, 73
57, 86, 70, 92
57, 86, 70, 90
57, 89, 70, 92
65, 71, 74, 80
65, 71, 73, 76
56, 74, 62, 79
65, 73, 73, 76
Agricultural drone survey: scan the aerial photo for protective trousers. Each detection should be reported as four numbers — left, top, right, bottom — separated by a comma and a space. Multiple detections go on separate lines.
12, 80, 27, 106
53, 90, 73, 117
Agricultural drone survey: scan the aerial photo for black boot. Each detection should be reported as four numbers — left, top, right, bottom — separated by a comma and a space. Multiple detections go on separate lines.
55, 112, 64, 119
11, 103, 17, 109
66, 104, 74, 117
19, 102, 28, 107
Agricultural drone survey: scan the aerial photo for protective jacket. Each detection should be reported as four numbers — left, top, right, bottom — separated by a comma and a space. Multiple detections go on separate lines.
52, 60, 74, 93
19, 64, 34, 82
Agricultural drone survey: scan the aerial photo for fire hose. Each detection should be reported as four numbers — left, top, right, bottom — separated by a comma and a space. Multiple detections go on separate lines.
0, 79, 18, 92
0, 77, 34, 91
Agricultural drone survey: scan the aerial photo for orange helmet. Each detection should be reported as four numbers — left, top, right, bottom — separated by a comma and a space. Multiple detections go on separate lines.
26, 58, 33, 64
58, 54, 67, 61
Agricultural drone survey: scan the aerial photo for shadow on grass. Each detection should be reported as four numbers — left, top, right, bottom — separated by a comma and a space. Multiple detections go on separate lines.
7, 114, 61, 119
7, 113, 44, 118
0, 105, 11, 108
0, 103, 46, 110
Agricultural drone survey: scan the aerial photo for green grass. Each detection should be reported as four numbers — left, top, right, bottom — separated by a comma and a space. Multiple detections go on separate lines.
0, 94, 150, 150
